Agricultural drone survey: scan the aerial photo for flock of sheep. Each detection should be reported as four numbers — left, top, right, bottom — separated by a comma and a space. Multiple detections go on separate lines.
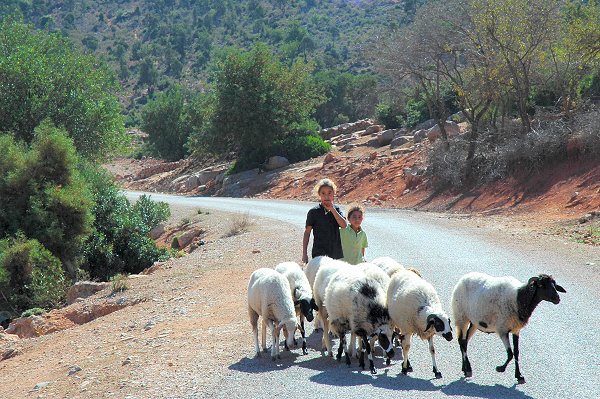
247, 256, 566, 385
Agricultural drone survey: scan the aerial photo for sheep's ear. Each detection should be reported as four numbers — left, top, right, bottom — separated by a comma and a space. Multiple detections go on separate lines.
310, 298, 319, 311
555, 284, 566, 293
425, 315, 435, 331
528, 276, 539, 286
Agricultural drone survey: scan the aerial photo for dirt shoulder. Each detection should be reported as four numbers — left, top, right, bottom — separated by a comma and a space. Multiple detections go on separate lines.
0, 207, 304, 398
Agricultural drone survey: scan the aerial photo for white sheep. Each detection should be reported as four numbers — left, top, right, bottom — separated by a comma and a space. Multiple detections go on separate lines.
387, 269, 453, 378
312, 256, 351, 356
304, 256, 328, 330
247, 268, 297, 360
325, 267, 395, 374
451, 272, 566, 384
371, 256, 406, 277
274, 261, 318, 354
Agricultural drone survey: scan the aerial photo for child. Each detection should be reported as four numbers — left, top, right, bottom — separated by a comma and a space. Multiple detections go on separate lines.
340, 204, 368, 265
302, 178, 347, 264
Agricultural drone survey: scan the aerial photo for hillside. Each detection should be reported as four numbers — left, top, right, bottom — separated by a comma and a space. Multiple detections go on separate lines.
105, 120, 600, 246
1, 0, 408, 121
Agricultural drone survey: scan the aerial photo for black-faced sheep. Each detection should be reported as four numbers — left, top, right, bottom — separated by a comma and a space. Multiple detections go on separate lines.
451, 272, 566, 384
247, 268, 297, 360
387, 269, 453, 378
304, 255, 331, 330
275, 261, 318, 354
325, 267, 395, 374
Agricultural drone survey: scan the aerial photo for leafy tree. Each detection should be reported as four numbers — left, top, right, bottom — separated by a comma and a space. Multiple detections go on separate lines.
141, 85, 193, 161
0, 19, 127, 161
190, 43, 324, 169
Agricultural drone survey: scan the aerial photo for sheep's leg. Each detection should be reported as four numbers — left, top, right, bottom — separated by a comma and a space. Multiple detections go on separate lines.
249, 309, 260, 356
458, 322, 475, 377
261, 319, 268, 352
321, 309, 333, 357
496, 332, 514, 373
283, 327, 290, 351
401, 334, 413, 374
512, 334, 526, 384
428, 337, 442, 378
267, 320, 278, 360
350, 332, 361, 358
358, 332, 376, 374
299, 318, 308, 355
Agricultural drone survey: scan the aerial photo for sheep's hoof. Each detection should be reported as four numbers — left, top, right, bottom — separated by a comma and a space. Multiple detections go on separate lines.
464, 371, 472, 378
517, 376, 526, 384
386, 358, 391, 366
345, 354, 351, 366
370, 367, 377, 374
302, 347, 308, 355
271, 356, 276, 361
496, 365, 507, 373
255, 352, 261, 358
434, 371, 442, 379
401, 368, 408, 375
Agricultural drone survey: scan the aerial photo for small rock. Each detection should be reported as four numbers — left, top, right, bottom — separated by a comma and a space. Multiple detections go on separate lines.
34, 382, 50, 390
144, 320, 156, 331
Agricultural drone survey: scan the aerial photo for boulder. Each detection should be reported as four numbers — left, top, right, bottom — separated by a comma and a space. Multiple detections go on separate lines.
174, 228, 204, 249
413, 129, 428, 143
426, 121, 461, 142
264, 156, 290, 171
377, 129, 397, 146
390, 136, 409, 148
149, 223, 166, 240
66, 281, 109, 305
365, 125, 384, 135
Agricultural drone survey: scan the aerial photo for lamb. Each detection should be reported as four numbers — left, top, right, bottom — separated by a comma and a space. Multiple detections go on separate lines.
247, 268, 297, 360
312, 256, 352, 356
274, 261, 318, 354
325, 267, 395, 374
387, 269, 453, 378
451, 272, 566, 384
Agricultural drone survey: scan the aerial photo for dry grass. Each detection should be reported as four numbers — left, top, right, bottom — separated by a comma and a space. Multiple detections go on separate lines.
223, 212, 253, 237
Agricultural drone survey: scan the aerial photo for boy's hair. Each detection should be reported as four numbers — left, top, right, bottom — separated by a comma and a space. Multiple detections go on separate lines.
346, 203, 365, 218
313, 178, 337, 197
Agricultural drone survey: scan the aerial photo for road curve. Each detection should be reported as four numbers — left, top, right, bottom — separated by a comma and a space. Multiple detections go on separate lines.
126, 191, 600, 399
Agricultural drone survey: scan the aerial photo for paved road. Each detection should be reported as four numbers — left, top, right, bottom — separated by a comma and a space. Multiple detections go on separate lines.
127, 192, 600, 399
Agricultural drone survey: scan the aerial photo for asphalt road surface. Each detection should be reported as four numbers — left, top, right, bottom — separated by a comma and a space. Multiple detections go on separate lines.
126, 191, 600, 399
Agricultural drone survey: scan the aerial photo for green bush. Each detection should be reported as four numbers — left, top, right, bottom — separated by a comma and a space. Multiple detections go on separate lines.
375, 102, 403, 129
273, 133, 331, 163
0, 125, 94, 279
21, 307, 46, 318
0, 237, 67, 311
81, 166, 171, 280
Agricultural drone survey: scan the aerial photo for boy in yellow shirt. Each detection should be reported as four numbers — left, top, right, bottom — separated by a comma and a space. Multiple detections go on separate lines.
340, 204, 368, 265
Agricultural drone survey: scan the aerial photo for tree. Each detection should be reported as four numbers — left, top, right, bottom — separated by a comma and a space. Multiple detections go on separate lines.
0, 19, 127, 161
373, 0, 503, 183
141, 85, 192, 161
470, 0, 562, 132
190, 43, 324, 169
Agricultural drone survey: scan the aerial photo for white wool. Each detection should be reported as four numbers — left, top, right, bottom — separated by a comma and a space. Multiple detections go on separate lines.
371, 256, 406, 277
247, 268, 297, 359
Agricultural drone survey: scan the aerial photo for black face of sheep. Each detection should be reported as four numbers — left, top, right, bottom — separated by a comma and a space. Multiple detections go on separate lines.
426, 314, 453, 342
529, 275, 566, 304
296, 299, 315, 322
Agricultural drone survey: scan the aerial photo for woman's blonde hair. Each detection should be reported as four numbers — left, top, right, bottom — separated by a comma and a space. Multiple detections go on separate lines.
346, 203, 365, 218
313, 178, 337, 198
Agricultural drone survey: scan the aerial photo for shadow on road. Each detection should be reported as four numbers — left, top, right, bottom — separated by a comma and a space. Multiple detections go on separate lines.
441, 378, 534, 399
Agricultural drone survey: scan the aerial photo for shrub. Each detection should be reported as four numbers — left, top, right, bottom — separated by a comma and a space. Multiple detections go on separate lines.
81, 166, 171, 280
21, 308, 46, 318
110, 273, 128, 292
0, 237, 67, 311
